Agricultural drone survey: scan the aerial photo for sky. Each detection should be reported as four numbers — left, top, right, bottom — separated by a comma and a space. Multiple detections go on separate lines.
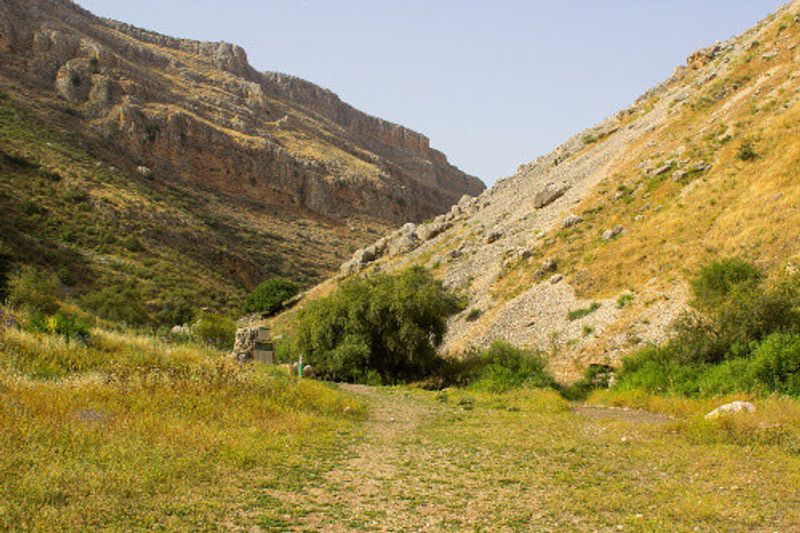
76, 0, 786, 185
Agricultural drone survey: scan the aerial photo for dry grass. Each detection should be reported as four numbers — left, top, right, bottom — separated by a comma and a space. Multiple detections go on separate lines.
0, 325, 364, 530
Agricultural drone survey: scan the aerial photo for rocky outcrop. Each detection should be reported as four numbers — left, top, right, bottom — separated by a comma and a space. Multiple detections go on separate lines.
0, 0, 484, 225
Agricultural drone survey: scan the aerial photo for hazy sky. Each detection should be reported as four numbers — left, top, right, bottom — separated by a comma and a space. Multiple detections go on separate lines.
77, 0, 785, 184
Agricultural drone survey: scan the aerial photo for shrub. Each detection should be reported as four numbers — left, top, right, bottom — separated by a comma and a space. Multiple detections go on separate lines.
81, 283, 150, 326
690, 257, 762, 312
156, 296, 194, 326
465, 341, 555, 393
616, 258, 800, 397
465, 308, 482, 322
48, 312, 91, 344
192, 312, 236, 350
7, 266, 60, 314
295, 266, 463, 383
243, 278, 299, 316
749, 333, 800, 396
567, 302, 600, 321
737, 140, 757, 161
562, 363, 615, 400
616, 293, 634, 309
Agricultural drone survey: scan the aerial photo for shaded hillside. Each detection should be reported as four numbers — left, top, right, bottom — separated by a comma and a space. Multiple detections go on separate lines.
287, 1, 800, 379
0, 0, 483, 313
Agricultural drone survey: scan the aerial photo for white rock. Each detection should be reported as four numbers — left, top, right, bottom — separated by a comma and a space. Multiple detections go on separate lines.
705, 401, 755, 419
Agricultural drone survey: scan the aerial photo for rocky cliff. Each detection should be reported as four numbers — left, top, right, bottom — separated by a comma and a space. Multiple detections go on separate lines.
0, 0, 483, 224
290, 1, 800, 380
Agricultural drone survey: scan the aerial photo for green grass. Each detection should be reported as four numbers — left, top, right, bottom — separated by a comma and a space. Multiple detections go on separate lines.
567, 302, 601, 321
0, 323, 365, 530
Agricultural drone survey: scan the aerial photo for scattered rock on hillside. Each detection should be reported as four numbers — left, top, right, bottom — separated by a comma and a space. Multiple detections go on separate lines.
533, 184, 569, 208
705, 401, 755, 419
602, 225, 625, 241
562, 214, 583, 228
672, 169, 688, 182
486, 231, 503, 244
389, 223, 420, 254
417, 220, 452, 241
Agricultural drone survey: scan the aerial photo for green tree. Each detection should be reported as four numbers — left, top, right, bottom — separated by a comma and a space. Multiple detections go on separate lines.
295, 266, 463, 383
193, 312, 236, 349
243, 278, 299, 316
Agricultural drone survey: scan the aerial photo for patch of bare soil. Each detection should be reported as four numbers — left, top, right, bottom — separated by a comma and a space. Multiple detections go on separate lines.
572, 404, 673, 424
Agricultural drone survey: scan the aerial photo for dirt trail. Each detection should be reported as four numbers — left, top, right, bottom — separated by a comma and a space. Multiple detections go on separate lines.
275, 385, 440, 531
259, 387, 799, 531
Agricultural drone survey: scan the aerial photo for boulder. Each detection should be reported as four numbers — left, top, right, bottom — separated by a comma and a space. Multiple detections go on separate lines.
672, 169, 688, 182
352, 246, 376, 264
562, 214, 583, 228
340, 258, 360, 276
170, 324, 190, 336
533, 184, 569, 208
390, 232, 419, 255
417, 221, 451, 241
601, 225, 624, 241
485, 231, 503, 244
705, 401, 755, 419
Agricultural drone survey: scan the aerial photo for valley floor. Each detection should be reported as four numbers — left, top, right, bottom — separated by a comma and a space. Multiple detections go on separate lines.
263, 386, 800, 532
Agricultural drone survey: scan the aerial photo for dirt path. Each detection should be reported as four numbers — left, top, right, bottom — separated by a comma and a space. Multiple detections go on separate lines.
265, 384, 442, 531
260, 387, 800, 531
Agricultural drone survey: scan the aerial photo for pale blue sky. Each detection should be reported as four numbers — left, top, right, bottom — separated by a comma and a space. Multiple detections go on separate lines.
77, 0, 786, 184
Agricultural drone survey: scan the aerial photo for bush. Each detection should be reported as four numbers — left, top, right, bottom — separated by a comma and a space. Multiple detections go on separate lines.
243, 278, 299, 316
48, 312, 91, 344
463, 341, 555, 393
193, 312, 236, 350
7, 266, 60, 314
465, 308, 482, 322
562, 363, 615, 400
156, 296, 194, 326
690, 257, 762, 312
567, 302, 600, 321
749, 333, 800, 396
295, 266, 463, 383
81, 283, 150, 326
737, 140, 757, 161
616, 258, 800, 397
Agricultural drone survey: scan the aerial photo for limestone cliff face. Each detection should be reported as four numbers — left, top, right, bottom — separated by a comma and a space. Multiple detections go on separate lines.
0, 0, 484, 224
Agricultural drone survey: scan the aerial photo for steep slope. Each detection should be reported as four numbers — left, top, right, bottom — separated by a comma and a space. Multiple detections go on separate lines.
297, 1, 800, 379
0, 0, 483, 312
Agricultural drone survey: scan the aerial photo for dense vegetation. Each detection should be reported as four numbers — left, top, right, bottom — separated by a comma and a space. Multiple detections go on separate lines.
295, 266, 463, 383
243, 278, 299, 316
617, 258, 800, 397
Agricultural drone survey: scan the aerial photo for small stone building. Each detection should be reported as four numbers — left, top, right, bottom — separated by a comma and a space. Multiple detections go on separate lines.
232, 323, 274, 364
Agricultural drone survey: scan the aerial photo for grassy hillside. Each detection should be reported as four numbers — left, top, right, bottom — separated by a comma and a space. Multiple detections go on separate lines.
0, 84, 386, 318
529, 12, 800, 300
0, 315, 364, 530
295, 2, 800, 378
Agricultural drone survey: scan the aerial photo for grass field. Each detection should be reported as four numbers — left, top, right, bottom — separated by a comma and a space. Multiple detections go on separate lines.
3, 322, 800, 530
0, 325, 364, 530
